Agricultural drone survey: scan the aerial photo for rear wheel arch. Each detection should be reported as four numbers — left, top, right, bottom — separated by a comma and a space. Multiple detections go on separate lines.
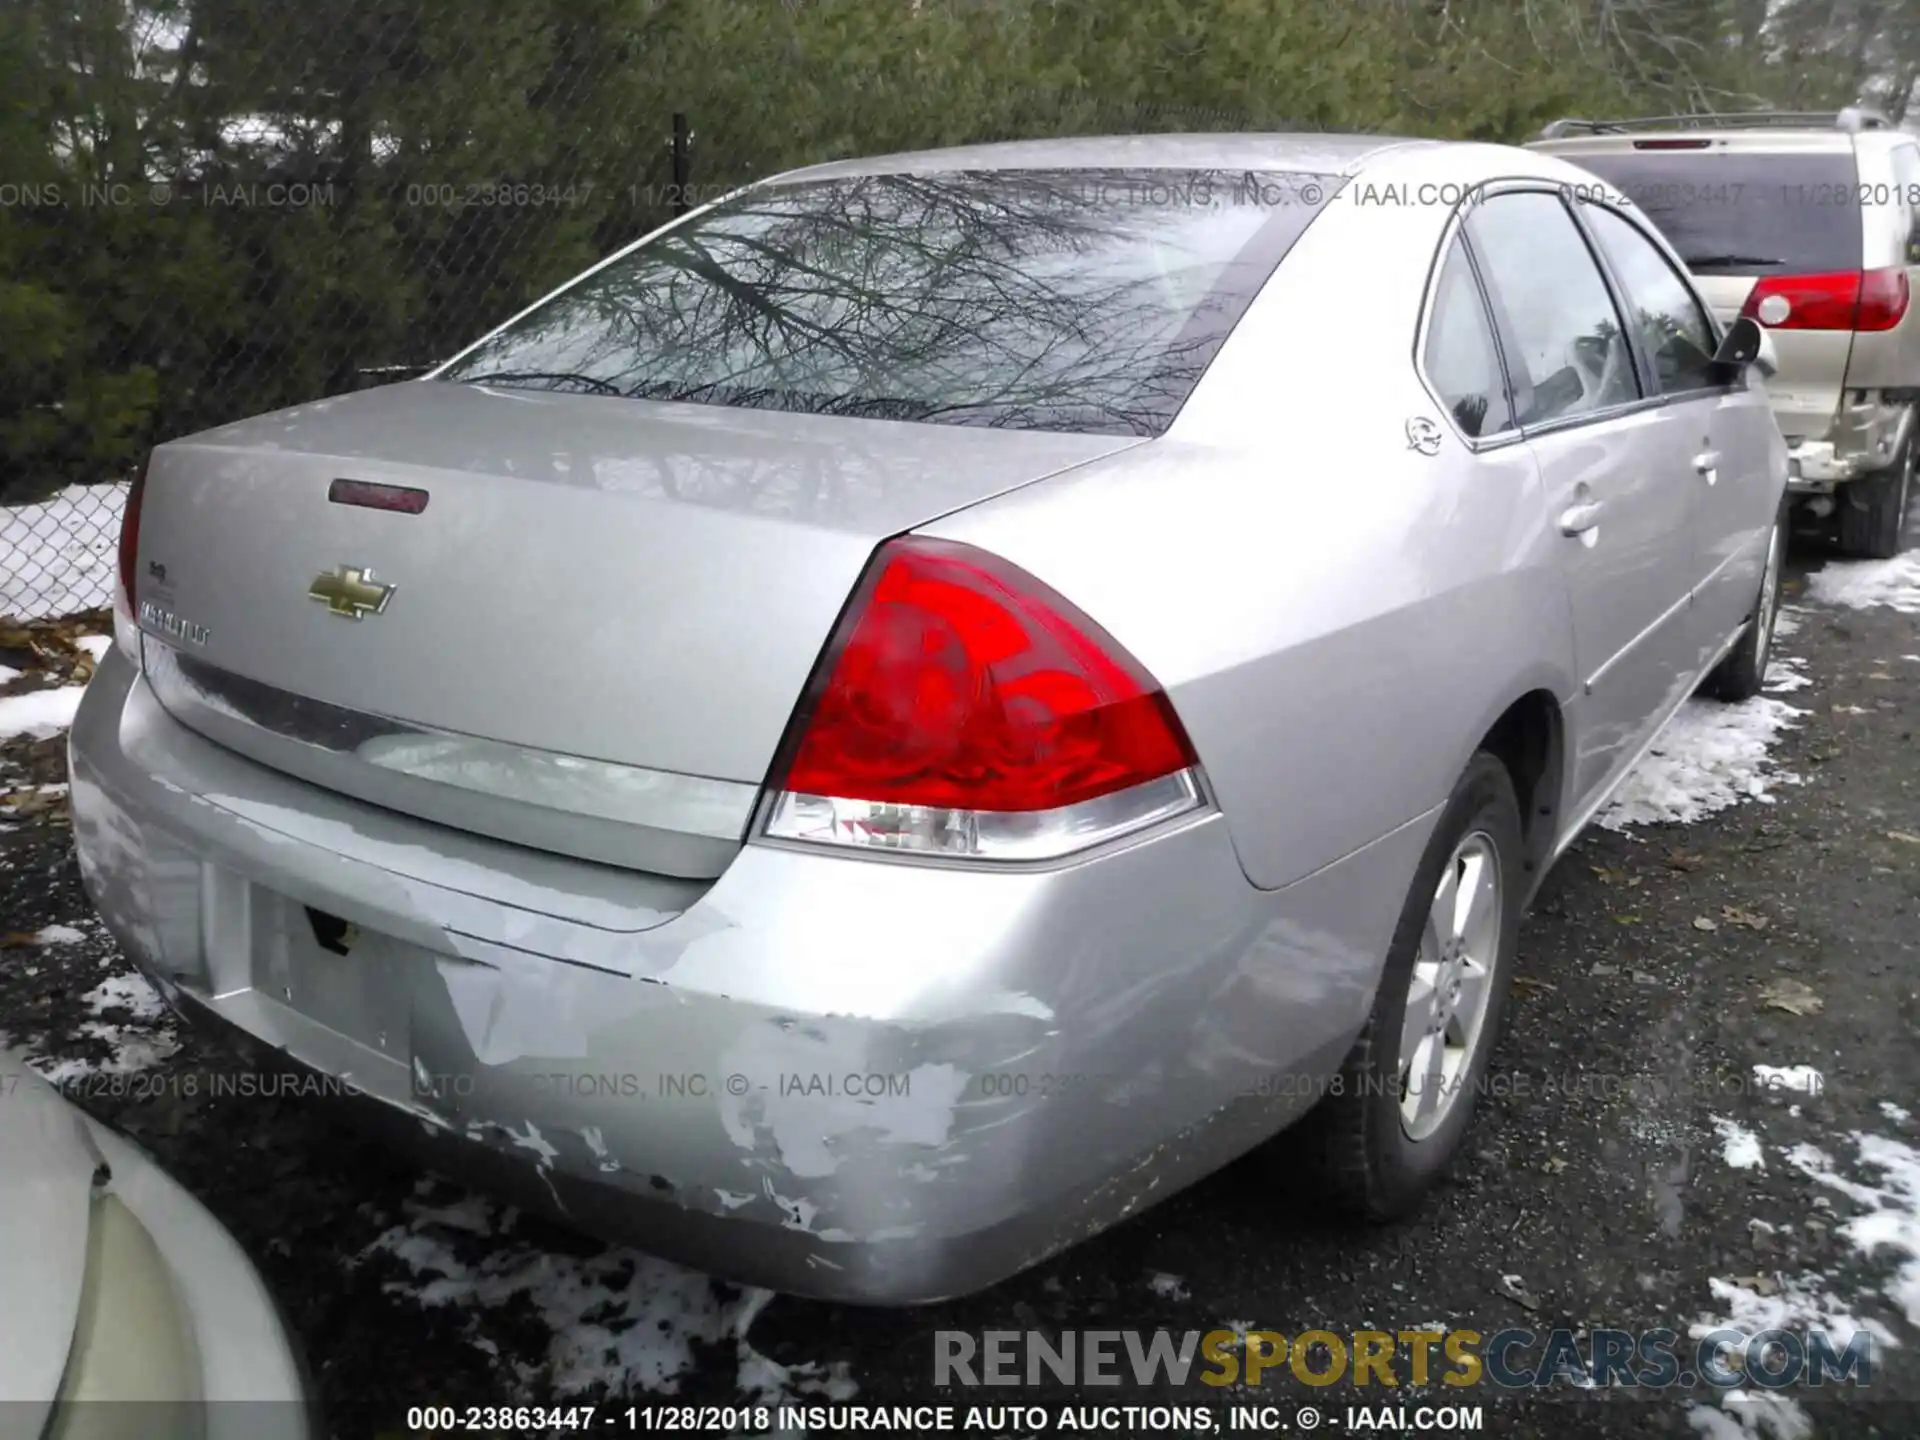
1475, 688, 1565, 890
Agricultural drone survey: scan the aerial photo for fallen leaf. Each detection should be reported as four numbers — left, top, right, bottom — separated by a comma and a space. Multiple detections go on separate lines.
1592, 866, 1629, 886
1868, 672, 1894, 681
1542, 1157, 1568, 1174
1758, 978, 1822, 1016
0, 932, 39, 947
1495, 1274, 1541, 1311
1888, 831, 1920, 846
1721, 905, 1770, 931
1662, 850, 1705, 871
1693, 916, 1719, 932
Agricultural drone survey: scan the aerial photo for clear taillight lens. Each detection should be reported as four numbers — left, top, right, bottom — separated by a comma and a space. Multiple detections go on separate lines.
761, 537, 1205, 861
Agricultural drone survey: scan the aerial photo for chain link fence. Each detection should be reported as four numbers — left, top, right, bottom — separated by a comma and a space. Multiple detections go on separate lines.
0, 484, 127, 621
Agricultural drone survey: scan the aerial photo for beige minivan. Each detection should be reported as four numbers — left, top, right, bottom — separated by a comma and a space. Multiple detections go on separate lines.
1532, 108, 1920, 557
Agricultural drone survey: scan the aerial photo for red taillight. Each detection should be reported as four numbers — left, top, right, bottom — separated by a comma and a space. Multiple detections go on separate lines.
1740, 267, 1910, 332
117, 455, 149, 611
1855, 267, 1911, 330
763, 538, 1202, 858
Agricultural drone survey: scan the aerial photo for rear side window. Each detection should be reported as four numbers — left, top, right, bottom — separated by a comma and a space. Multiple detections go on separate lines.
1892, 145, 1920, 263
1464, 191, 1639, 426
1581, 204, 1721, 396
438, 168, 1336, 436
1562, 150, 1863, 275
1421, 238, 1515, 438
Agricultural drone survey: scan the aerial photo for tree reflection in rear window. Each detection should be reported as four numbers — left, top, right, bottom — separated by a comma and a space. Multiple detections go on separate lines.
438, 168, 1338, 436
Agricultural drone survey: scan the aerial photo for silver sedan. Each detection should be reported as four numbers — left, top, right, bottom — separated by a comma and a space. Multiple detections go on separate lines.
69, 133, 1789, 1303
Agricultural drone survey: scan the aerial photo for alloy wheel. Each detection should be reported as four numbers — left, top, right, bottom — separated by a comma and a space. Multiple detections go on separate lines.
1399, 831, 1505, 1141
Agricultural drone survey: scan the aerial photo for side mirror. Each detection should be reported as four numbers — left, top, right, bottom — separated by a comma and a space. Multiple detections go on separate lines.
1713, 315, 1778, 380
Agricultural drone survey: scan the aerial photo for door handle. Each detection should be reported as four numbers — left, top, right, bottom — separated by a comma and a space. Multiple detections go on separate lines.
1694, 449, 1721, 483
1559, 499, 1605, 536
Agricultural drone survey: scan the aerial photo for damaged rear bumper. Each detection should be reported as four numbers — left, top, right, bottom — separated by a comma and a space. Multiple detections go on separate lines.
1785, 398, 1915, 495
67, 647, 1424, 1303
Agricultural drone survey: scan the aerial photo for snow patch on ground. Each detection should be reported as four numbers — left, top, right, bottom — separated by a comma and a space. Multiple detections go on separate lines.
18, 963, 178, 1082
1786, 1134, 1920, 1329
1688, 1097, 1920, 1436
32, 1022, 179, 1082
1686, 1268, 1892, 1440
82, 971, 169, 1021
0, 484, 126, 620
363, 1182, 857, 1402
0, 686, 87, 741
1805, 549, 1920, 615
31, 923, 90, 946
1712, 1116, 1765, 1170
1598, 690, 1806, 830
1147, 1272, 1189, 1300
1760, 652, 1812, 694
1686, 1389, 1814, 1439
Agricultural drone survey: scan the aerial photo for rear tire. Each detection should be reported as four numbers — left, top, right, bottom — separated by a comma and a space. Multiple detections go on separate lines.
1837, 437, 1913, 559
1293, 752, 1523, 1221
1704, 496, 1788, 703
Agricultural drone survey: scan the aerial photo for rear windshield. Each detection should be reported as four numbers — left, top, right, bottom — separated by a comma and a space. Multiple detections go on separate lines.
1563, 150, 1863, 274
438, 168, 1335, 436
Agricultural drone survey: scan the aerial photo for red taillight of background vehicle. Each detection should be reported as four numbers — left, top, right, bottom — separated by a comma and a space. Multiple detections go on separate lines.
1740, 267, 1910, 332
762, 537, 1204, 860
117, 455, 149, 612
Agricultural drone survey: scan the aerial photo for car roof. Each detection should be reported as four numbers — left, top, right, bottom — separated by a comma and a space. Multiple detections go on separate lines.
774, 132, 1442, 183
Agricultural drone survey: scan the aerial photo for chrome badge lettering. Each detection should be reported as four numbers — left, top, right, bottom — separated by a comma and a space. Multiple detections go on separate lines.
138, 600, 211, 646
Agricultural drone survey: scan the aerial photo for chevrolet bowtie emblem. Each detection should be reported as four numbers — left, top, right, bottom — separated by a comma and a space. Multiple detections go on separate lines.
308, 564, 395, 620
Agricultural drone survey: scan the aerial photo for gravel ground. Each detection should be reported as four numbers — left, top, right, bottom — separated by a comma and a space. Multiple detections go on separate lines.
1, 532, 1916, 1440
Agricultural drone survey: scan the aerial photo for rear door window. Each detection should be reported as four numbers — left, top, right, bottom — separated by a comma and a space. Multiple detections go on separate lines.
1421, 237, 1516, 438
1581, 204, 1722, 396
1562, 150, 1863, 275
1463, 190, 1640, 427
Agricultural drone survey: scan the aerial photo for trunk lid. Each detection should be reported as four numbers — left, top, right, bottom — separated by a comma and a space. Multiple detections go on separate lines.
135, 381, 1139, 876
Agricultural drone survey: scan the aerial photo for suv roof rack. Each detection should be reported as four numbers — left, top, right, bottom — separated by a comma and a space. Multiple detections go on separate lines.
1534, 106, 1892, 140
